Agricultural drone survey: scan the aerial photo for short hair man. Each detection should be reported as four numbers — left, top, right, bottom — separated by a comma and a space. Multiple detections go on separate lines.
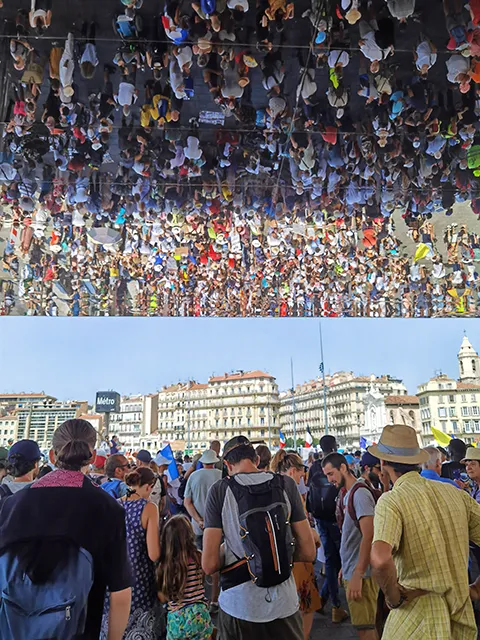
370, 425, 480, 639
209, 440, 224, 471
203, 435, 315, 639
441, 438, 467, 482
104, 454, 130, 498
421, 447, 459, 488
306, 434, 348, 622
360, 452, 383, 491
0, 440, 41, 500
322, 453, 379, 640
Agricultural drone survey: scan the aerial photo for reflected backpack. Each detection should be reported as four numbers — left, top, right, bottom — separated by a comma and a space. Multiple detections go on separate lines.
0, 541, 94, 640
220, 474, 294, 589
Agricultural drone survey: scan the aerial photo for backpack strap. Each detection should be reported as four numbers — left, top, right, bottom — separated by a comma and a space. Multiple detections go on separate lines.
0, 484, 12, 500
347, 482, 376, 530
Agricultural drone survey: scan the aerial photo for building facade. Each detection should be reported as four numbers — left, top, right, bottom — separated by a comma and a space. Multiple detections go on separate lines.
16, 399, 88, 448
0, 414, 18, 447
363, 385, 420, 445
279, 372, 408, 449
107, 394, 159, 452
417, 335, 480, 446
155, 371, 280, 453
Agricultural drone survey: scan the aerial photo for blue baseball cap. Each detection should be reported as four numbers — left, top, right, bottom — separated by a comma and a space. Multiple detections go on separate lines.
8, 439, 41, 462
361, 451, 380, 469
136, 449, 152, 463
345, 454, 355, 465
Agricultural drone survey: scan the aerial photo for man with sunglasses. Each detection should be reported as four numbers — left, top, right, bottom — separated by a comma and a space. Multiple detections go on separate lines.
360, 452, 386, 494
103, 454, 130, 498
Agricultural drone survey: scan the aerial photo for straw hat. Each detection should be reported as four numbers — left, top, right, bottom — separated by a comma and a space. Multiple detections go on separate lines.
368, 425, 428, 464
461, 447, 480, 464
346, 8, 361, 24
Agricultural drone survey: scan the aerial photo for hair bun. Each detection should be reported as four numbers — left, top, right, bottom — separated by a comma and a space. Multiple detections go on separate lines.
125, 470, 141, 487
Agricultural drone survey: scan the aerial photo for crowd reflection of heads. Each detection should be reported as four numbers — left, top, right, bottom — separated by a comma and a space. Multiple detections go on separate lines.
1, 0, 480, 316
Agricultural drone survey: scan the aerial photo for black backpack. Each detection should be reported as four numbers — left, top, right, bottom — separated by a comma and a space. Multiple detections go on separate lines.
306, 466, 339, 522
220, 474, 294, 590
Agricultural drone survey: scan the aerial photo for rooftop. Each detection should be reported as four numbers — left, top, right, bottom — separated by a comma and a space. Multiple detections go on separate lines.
0, 393, 54, 399
457, 382, 480, 390
385, 395, 419, 406
209, 371, 275, 383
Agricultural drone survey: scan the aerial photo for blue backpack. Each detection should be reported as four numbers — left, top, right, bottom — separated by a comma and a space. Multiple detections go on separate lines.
0, 545, 94, 639
101, 478, 123, 499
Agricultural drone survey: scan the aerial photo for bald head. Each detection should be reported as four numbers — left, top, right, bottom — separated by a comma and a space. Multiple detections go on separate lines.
210, 440, 221, 456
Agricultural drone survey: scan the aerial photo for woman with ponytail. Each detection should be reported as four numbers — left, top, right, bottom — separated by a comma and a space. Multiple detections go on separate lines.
271, 450, 322, 640
0, 418, 133, 640
100, 467, 164, 640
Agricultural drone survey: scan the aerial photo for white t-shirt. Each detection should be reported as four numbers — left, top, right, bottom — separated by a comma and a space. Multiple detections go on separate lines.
328, 50, 350, 68
59, 33, 75, 88
416, 41, 437, 70
360, 31, 384, 62
446, 55, 469, 83
80, 43, 99, 67
116, 82, 136, 106
386, 0, 415, 19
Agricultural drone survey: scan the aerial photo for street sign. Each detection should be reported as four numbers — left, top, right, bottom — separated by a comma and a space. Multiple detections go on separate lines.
95, 391, 120, 413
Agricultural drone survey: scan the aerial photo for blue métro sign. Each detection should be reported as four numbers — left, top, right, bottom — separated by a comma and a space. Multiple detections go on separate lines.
95, 391, 120, 413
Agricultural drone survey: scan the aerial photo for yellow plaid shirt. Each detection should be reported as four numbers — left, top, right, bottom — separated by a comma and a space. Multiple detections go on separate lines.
373, 471, 480, 639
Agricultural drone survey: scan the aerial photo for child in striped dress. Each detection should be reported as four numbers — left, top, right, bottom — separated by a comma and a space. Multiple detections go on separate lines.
157, 515, 214, 640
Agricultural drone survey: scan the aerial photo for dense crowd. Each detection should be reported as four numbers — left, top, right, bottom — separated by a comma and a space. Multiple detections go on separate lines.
2, 420, 480, 640
2, 0, 480, 316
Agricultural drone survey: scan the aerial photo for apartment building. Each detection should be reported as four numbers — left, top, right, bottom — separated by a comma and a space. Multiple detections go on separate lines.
107, 394, 159, 451
279, 372, 408, 449
155, 371, 280, 452
417, 335, 480, 445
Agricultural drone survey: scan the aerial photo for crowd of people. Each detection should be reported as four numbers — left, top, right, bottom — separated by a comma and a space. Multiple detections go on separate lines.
2, 419, 480, 639
1, 0, 480, 316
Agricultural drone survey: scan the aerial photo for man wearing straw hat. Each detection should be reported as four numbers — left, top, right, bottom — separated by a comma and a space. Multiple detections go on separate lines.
369, 424, 480, 639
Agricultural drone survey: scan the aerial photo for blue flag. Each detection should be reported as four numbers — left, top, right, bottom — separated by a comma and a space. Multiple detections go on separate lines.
359, 437, 367, 450
160, 444, 179, 481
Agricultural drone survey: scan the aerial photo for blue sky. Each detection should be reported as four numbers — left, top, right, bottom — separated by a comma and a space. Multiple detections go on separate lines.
0, 319, 476, 403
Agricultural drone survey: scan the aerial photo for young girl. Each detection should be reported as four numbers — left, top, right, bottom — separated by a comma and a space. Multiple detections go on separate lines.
157, 515, 213, 640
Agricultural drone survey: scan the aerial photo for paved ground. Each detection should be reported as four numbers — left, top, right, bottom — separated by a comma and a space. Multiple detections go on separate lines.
312, 571, 356, 639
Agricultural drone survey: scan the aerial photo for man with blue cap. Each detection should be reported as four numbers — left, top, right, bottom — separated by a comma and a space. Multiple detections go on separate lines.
0, 439, 41, 501
360, 451, 385, 493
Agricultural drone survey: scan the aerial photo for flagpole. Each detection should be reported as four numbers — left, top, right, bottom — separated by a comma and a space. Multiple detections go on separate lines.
319, 321, 329, 435
291, 358, 297, 450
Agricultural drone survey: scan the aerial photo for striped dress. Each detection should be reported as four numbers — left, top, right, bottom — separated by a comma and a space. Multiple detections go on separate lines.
166, 561, 213, 640
168, 561, 206, 612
